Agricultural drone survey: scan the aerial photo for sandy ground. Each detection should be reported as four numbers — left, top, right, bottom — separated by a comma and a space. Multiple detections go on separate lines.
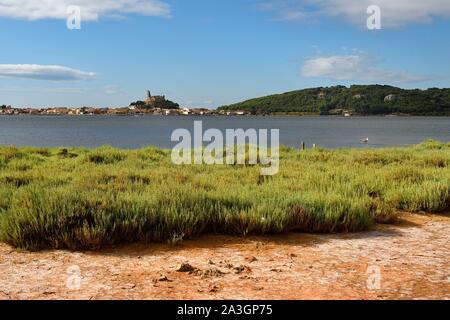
0, 213, 449, 300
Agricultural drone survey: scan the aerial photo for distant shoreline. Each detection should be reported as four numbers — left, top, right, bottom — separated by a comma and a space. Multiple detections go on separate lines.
1, 113, 450, 118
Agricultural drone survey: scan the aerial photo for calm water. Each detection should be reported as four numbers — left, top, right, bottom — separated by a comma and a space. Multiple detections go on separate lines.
0, 115, 448, 149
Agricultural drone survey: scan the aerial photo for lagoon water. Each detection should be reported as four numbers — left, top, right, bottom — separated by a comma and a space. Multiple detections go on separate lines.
0, 115, 448, 149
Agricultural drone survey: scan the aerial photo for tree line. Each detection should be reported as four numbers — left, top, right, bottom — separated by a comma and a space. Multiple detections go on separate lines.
218, 85, 450, 116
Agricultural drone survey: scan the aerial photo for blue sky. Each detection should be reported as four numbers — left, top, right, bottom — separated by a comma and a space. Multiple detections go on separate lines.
0, 0, 449, 108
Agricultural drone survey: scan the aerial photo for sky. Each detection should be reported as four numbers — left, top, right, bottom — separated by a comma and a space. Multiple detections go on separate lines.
0, 0, 449, 108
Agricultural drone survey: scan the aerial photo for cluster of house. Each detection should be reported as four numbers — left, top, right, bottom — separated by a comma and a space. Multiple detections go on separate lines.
328, 108, 353, 117
1, 90, 249, 116
1, 105, 111, 115
0, 105, 248, 116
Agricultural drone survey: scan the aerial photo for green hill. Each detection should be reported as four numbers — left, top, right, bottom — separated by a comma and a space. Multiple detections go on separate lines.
218, 85, 450, 116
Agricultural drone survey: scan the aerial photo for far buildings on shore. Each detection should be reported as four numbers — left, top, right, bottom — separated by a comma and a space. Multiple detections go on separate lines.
0, 90, 249, 116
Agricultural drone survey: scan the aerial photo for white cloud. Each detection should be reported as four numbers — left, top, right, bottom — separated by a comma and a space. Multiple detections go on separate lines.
0, 0, 170, 21
301, 52, 427, 83
0, 64, 96, 81
257, 1, 308, 22
277, 10, 307, 22
0, 85, 81, 92
103, 85, 122, 95
258, 0, 450, 27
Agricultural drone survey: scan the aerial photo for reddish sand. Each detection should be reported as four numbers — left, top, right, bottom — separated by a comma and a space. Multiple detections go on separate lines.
0, 213, 449, 300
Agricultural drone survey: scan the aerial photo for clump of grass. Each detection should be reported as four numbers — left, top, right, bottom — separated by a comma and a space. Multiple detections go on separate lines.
57, 148, 78, 158
0, 146, 21, 166
422, 156, 447, 168
1, 173, 34, 188
21, 147, 51, 157
385, 181, 449, 213
0, 141, 448, 250
6, 158, 36, 172
417, 139, 449, 150
86, 146, 127, 164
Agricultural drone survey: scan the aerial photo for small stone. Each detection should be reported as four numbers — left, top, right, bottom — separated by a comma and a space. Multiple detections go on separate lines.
121, 283, 136, 290
234, 265, 251, 274
209, 285, 220, 293
200, 268, 225, 278
176, 262, 197, 273
158, 275, 172, 282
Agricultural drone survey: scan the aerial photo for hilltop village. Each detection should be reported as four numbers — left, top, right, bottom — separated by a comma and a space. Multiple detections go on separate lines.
0, 90, 248, 116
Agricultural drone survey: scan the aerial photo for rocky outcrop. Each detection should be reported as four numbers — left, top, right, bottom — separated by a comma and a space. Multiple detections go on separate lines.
384, 94, 397, 102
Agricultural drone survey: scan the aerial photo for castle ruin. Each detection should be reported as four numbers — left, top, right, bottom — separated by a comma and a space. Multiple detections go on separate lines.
145, 90, 166, 107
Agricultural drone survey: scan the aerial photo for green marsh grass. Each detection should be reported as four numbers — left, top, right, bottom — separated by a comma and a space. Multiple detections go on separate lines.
0, 141, 449, 250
